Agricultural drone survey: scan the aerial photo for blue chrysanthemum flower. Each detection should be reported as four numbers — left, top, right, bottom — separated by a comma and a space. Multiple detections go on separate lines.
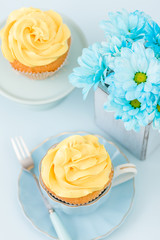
100, 36, 131, 57
145, 21, 160, 58
100, 36, 132, 70
69, 43, 110, 99
152, 100, 160, 130
100, 9, 148, 42
134, 10, 153, 25
110, 42, 160, 112
105, 93, 151, 131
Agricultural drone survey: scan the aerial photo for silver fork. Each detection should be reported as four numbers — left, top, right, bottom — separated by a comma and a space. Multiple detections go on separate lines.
11, 136, 72, 240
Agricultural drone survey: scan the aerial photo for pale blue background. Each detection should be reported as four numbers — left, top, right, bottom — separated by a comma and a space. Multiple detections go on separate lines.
0, 0, 160, 239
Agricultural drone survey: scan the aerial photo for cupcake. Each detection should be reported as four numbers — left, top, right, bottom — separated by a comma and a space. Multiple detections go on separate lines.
40, 135, 113, 205
0, 7, 71, 80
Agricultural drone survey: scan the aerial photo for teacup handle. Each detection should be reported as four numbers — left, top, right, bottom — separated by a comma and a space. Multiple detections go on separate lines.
112, 163, 137, 187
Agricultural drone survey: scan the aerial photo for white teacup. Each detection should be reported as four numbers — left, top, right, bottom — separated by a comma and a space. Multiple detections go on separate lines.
39, 155, 137, 215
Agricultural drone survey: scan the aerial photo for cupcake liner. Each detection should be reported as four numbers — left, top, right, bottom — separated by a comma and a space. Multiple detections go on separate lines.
11, 55, 68, 80
40, 173, 113, 207
13, 70, 56, 80
11, 45, 71, 80
47, 184, 111, 206
49, 169, 114, 206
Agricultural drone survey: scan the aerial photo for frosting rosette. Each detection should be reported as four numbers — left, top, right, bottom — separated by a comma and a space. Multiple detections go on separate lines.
0, 7, 71, 67
41, 135, 112, 199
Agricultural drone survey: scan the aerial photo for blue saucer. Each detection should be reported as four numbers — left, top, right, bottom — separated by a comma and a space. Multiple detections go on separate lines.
18, 132, 135, 240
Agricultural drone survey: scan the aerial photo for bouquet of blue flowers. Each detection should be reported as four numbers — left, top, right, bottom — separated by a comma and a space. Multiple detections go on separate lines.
69, 9, 160, 132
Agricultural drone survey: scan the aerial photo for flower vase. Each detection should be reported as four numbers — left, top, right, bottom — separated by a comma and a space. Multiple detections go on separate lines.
94, 84, 160, 160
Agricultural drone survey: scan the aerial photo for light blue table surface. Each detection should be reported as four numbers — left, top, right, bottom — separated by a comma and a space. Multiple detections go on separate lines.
0, 0, 160, 239
1, 88, 160, 240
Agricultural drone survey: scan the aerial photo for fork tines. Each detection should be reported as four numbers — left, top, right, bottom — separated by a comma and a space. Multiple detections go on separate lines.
11, 136, 33, 170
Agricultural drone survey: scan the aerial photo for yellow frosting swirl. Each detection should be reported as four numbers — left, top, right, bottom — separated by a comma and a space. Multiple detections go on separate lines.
0, 8, 71, 67
41, 135, 112, 198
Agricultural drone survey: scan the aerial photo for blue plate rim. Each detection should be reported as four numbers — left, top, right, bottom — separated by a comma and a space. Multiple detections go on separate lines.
18, 131, 135, 240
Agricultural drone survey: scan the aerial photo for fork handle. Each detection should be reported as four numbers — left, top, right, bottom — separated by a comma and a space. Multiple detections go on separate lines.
49, 210, 72, 240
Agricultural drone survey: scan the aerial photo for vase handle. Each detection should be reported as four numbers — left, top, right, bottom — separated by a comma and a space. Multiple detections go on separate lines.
112, 163, 137, 187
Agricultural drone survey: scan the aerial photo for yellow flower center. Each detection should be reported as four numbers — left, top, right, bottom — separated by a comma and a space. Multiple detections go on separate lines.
134, 72, 147, 85
157, 104, 160, 112
130, 99, 141, 108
